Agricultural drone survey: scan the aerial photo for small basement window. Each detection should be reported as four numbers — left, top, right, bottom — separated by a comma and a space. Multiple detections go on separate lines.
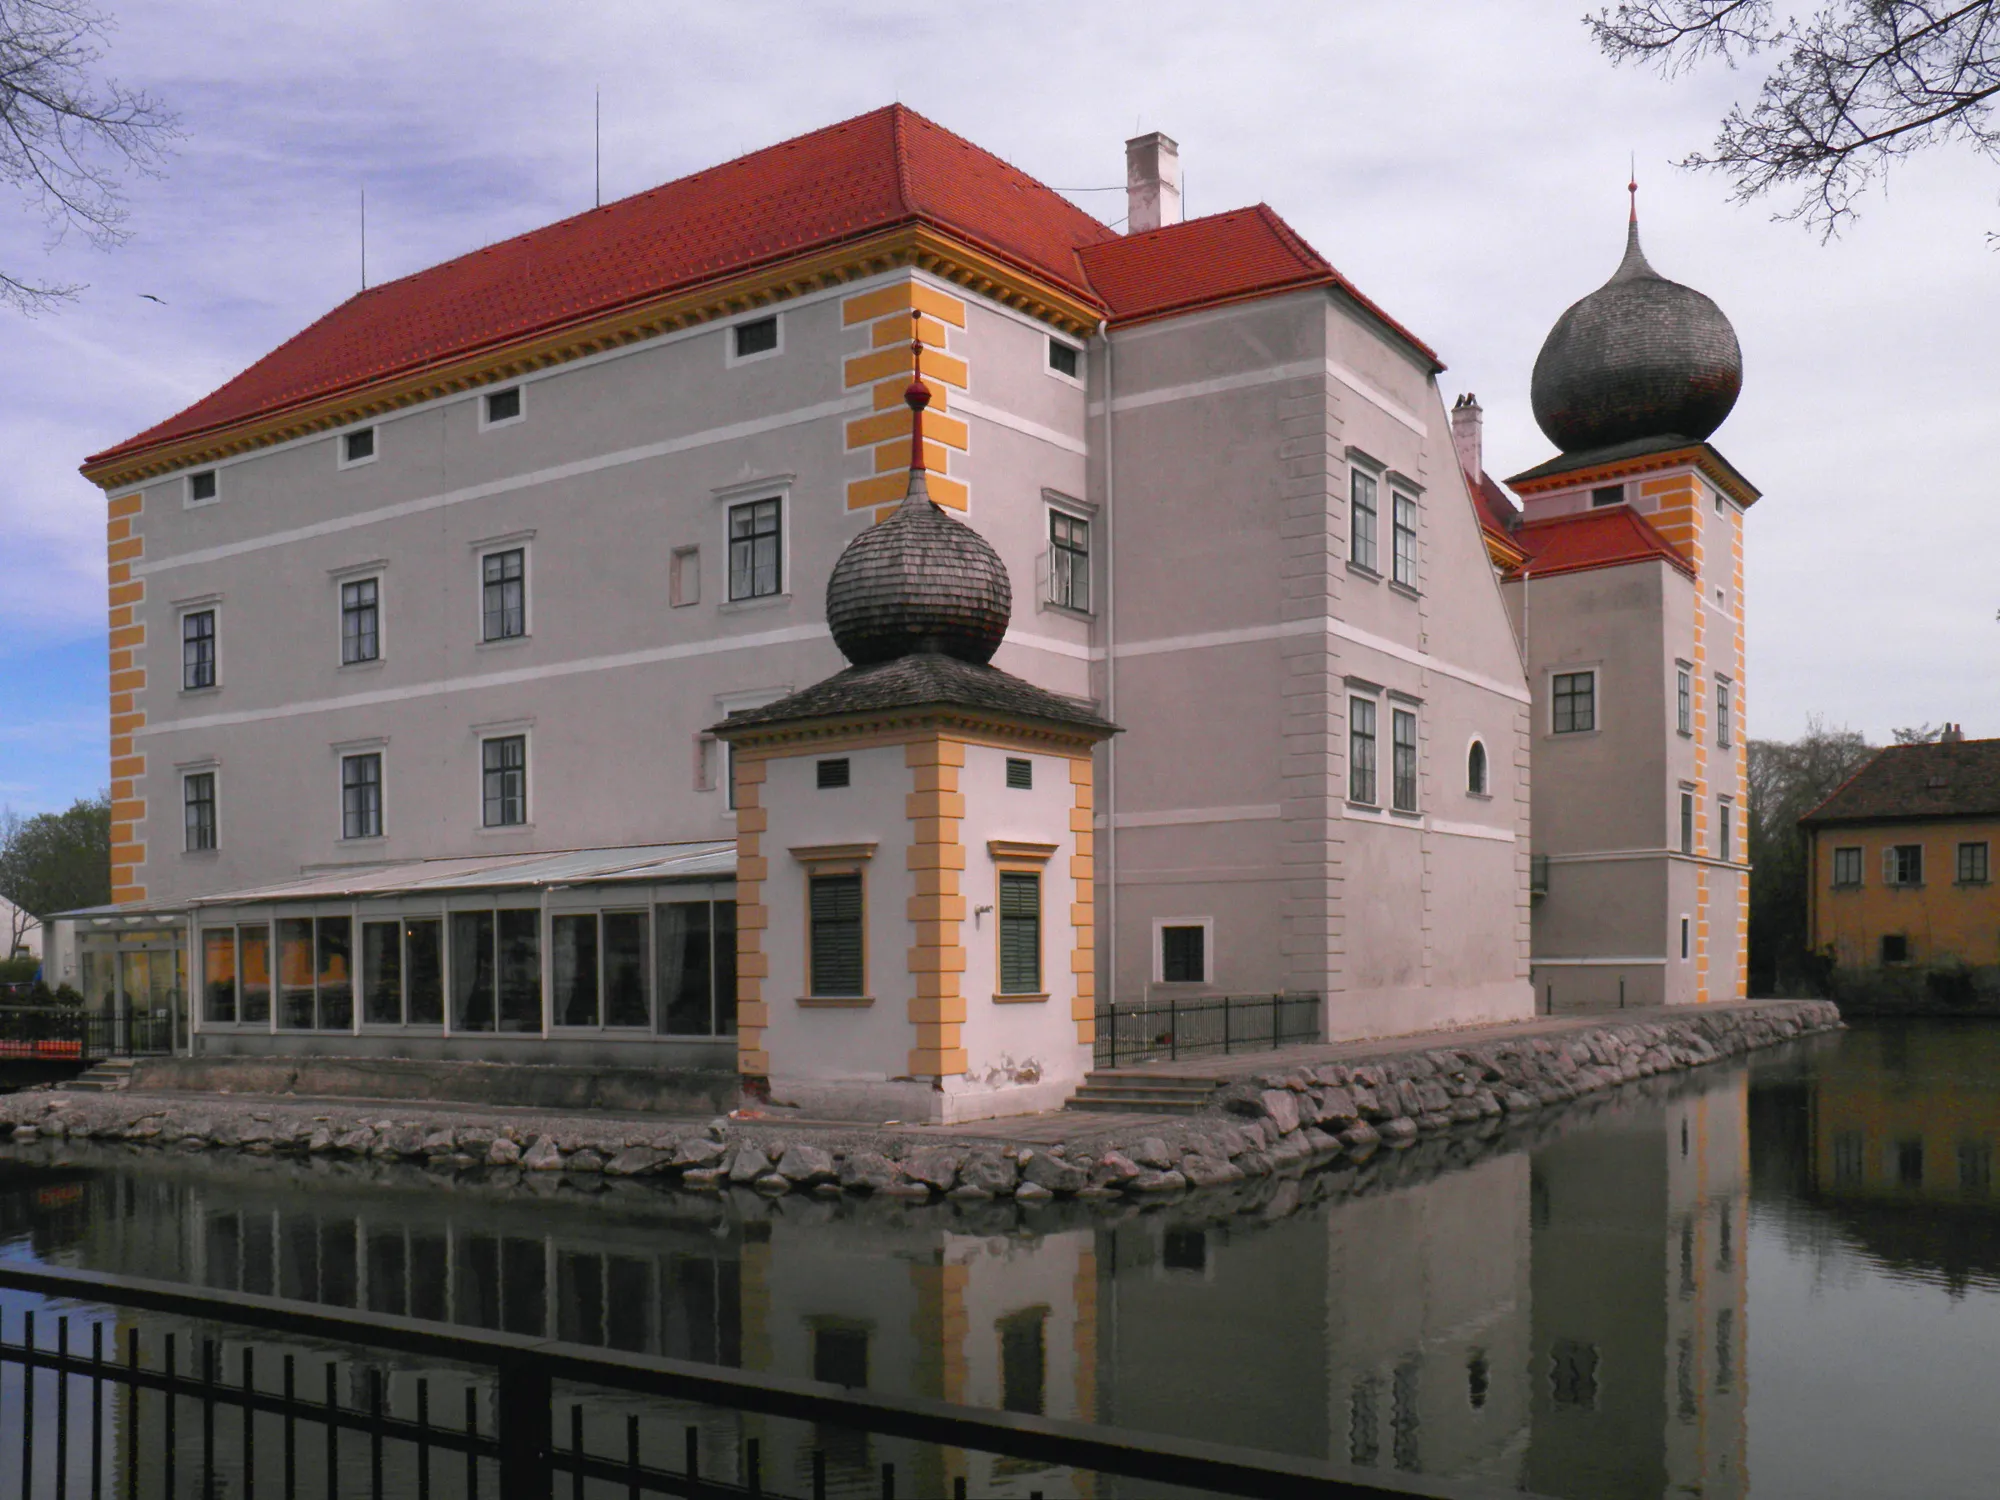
342, 428, 376, 466
188, 469, 218, 504
734, 316, 778, 359
816, 759, 850, 790
1881, 933, 1910, 965
1047, 338, 1081, 379
1161, 924, 1207, 984
1590, 484, 1624, 508
1005, 757, 1033, 790
484, 387, 522, 425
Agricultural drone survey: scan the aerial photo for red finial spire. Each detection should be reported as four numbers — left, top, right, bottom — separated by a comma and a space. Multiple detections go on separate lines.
905, 308, 930, 472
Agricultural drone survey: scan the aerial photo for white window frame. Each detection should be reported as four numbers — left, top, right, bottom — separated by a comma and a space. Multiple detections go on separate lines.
1675, 662, 1693, 737
713, 688, 791, 811
1680, 915, 1691, 961
1347, 694, 1379, 806
1348, 457, 1381, 574
1550, 667, 1599, 735
479, 385, 526, 431
1715, 677, 1733, 748
336, 425, 379, 471
475, 725, 533, 831
335, 571, 384, 668
1390, 490, 1419, 590
473, 535, 533, 644
1045, 499, 1093, 615
1679, 790, 1696, 856
339, 748, 386, 842
176, 600, 221, 694
1717, 798, 1733, 862
1045, 335, 1084, 387
183, 471, 219, 509
717, 481, 790, 605
1832, 846, 1863, 887
1391, 706, 1420, 814
181, 765, 219, 854
1152, 916, 1214, 986
724, 310, 784, 368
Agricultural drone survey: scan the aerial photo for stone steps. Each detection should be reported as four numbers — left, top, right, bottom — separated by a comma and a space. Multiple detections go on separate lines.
62, 1059, 139, 1093
1066, 1070, 1225, 1115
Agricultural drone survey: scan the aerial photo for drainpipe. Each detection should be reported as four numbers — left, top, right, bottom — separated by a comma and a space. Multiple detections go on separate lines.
1100, 318, 1118, 1009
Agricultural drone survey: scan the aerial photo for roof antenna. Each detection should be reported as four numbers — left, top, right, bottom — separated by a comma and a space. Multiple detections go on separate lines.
595, 89, 602, 208
359, 187, 367, 291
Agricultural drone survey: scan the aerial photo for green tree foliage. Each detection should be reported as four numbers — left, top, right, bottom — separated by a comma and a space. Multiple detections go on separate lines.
0, 0, 176, 312
1747, 718, 1876, 992
1588, 1, 2000, 236
0, 795, 111, 941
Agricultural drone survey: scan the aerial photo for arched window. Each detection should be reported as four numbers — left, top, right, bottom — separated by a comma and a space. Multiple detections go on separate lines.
1467, 740, 1489, 796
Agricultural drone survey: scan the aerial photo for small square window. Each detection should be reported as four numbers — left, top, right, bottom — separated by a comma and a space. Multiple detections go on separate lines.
816, 758, 850, 789
733, 316, 778, 359
342, 428, 376, 465
1006, 757, 1033, 790
1161, 924, 1206, 984
1590, 484, 1624, 508
187, 470, 218, 504
1881, 933, 1910, 965
1833, 846, 1863, 887
1552, 671, 1596, 734
484, 387, 522, 425
1047, 338, 1081, 379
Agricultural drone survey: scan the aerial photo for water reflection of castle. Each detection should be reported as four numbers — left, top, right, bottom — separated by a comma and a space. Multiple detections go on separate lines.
9, 1084, 1756, 1500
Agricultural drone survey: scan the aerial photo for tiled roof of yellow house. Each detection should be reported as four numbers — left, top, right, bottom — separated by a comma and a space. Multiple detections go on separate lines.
1801, 736, 2000, 826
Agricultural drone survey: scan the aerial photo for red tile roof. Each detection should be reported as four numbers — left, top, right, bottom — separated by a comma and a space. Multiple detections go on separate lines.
1513, 506, 1693, 580
88, 106, 1440, 473
1077, 205, 1440, 365
1801, 738, 2000, 826
1466, 468, 1522, 545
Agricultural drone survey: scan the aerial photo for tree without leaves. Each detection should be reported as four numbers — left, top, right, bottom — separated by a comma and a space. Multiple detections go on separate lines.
1746, 717, 1875, 992
0, 0, 175, 313
0, 795, 110, 934
1587, 1, 2000, 237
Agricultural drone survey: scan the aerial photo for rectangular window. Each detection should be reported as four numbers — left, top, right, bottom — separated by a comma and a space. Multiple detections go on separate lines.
482, 735, 527, 827
1350, 469, 1379, 572
1006, 757, 1033, 790
184, 772, 217, 852
1391, 493, 1418, 588
497, 909, 541, 1032
603, 910, 650, 1027
278, 917, 315, 1030
341, 428, 376, 465
203, 928, 237, 1024
728, 498, 782, 601
187, 469, 217, 504
1716, 681, 1732, 747
316, 918, 353, 1031
183, 609, 216, 690
483, 387, 522, 425
1349, 697, 1378, 804
733, 315, 778, 359
1050, 510, 1090, 612
669, 546, 700, 607
1392, 708, 1418, 813
481, 548, 526, 640
657, 900, 717, 1035
553, 913, 600, 1027
1679, 792, 1695, 856
1833, 846, 1863, 887
1677, 668, 1692, 735
816, 758, 850, 790
1590, 484, 1624, 508
998, 1309, 1048, 1416
1552, 671, 1596, 734
342, 753, 382, 840
809, 874, 865, 998
449, 911, 495, 1031
404, 919, 443, 1025
1719, 801, 1732, 861
1887, 844, 1924, 886
1047, 338, 1080, 379
1680, 916, 1691, 960
1882, 933, 1910, 965
1958, 842, 1989, 884
340, 578, 379, 664
1161, 924, 1207, 984
239, 924, 271, 1024
362, 920, 402, 1025
998, 871, 1042, 994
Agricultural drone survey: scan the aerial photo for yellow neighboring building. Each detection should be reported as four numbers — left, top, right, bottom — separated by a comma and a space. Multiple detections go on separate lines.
1801, 729, 2000, 969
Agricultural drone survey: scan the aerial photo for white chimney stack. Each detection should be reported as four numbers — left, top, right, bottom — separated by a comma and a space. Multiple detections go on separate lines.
1125, 132, 1182, 234
1451, 393, 1484, 479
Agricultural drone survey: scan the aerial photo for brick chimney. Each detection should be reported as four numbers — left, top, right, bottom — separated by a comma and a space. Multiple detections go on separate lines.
1942, 723, 1965, 742
1125, 132, 1182, 234
1451, 393, 1483, 480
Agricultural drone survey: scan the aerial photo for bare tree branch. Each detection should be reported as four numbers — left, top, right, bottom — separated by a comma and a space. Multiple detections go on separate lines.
0, 0, 176, 313
1587, 1, 2000, 236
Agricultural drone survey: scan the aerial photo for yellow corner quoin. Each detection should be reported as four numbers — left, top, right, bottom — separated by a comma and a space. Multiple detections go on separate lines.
108, 489, 147, 903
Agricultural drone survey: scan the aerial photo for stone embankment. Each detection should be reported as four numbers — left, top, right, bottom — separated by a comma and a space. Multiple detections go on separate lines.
0, 1001, 1838, 1206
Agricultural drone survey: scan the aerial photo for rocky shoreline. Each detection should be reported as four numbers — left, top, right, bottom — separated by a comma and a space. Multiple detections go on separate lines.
0, 1000, 1839, 1206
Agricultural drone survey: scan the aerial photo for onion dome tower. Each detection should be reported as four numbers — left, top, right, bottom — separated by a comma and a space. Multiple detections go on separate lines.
825, 373, 1012, 667
1530, 186, 1742, 454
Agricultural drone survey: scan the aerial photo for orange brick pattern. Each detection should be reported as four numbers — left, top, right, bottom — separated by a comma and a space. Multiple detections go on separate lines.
732, 755, 771, 1077
842, 281, 970, 517
905, 735, 968, 1076
106, 492, 148, 903
1070, 756, 1097, 1047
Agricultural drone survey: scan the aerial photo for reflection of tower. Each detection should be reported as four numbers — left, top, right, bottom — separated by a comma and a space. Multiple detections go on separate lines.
1524, 1077, 1749, 1500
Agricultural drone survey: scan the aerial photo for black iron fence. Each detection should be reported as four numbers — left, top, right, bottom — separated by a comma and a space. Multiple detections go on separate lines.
0, 1007, 173, 1061
1094, 993, 1322, 1070
0, 1260, 1537, 1500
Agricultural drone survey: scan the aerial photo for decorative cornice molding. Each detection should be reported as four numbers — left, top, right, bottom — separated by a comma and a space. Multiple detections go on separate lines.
1508, 443, 1761, 508
721, 704, 1105, 757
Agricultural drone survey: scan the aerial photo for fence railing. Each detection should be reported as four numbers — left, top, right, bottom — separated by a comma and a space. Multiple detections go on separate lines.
1094, 992, 1322, 1070
0, 1260, 1537, 1500
0, 1006, 173, 1061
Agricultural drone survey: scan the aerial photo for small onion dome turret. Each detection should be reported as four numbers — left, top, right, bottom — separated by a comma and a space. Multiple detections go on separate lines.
824, 375, 1011, 667
1530, 210, 1742, 453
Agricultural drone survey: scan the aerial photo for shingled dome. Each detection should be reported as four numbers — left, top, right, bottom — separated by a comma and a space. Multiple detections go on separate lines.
1530, 214, 1741, 454
824, 383, 1011, 667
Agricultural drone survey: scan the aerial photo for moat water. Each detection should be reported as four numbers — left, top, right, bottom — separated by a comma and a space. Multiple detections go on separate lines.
0, 1020, 1995, 1498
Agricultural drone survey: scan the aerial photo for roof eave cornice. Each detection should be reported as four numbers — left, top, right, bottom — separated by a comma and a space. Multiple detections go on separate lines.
81, 220, 1108, 491
1506, 442, 1761, 508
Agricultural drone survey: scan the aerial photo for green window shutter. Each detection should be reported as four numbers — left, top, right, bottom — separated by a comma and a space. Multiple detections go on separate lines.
810, 874, 865, 996
998, 871, 1041, 993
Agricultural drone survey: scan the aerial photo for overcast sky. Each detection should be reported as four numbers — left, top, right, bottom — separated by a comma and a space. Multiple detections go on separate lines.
0, 0, 1992, 813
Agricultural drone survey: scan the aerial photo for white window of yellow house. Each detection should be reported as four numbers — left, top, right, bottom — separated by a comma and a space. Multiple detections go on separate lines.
1832, 846, 1863, 887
